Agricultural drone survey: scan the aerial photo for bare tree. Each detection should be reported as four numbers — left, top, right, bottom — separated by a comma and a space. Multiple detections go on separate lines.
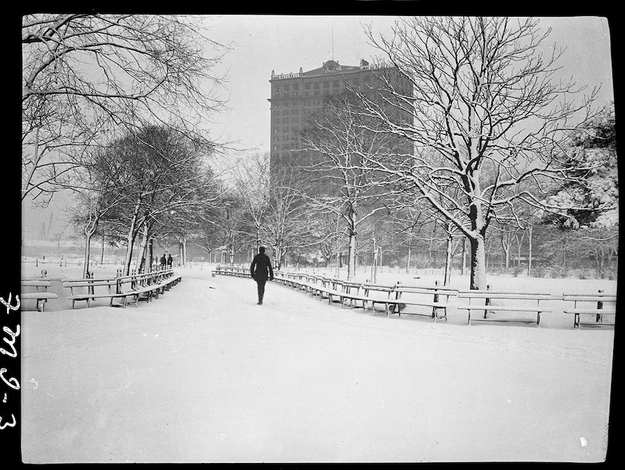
262, 166, 316, 270
301, 92, 394, 280
69, 144, 141, 278
83, 125, 216, 275
230, 153, 272, 253
22, 14, 228, 205
360, 17, 601, 289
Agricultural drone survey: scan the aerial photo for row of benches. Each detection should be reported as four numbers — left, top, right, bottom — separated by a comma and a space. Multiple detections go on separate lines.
213, 266, 616, 328
62, 268, 182, 309
21, 268, 182, 311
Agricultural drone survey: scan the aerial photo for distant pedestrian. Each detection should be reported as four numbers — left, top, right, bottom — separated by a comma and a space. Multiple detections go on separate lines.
250, 246, 274, 305
167, 254, 173, 268
160, 254, 167, 268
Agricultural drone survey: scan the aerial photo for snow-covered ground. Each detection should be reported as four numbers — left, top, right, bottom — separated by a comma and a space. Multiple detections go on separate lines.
21, 264, 615, 463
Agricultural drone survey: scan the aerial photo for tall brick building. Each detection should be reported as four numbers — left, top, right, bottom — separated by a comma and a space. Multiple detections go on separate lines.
268, 59, 413, 181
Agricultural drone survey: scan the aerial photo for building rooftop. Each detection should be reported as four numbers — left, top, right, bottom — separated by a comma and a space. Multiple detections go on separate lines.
271, 59, 379, 80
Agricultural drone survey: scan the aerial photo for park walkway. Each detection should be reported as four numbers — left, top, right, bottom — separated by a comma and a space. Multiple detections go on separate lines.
21, 269, 614, 463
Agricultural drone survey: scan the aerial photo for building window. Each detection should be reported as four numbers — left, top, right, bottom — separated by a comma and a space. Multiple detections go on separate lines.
293, 83, 299, 90
314, 82, 320, 89
323, 81, 329, 88
305, 82, 311, 90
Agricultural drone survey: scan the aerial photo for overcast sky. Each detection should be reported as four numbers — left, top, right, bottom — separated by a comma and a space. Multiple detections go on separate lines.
202, 15, 614, 156
22, 15, 615, 241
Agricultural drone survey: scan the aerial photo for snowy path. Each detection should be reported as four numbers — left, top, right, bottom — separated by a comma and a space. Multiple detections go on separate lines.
21, 270, 614, 463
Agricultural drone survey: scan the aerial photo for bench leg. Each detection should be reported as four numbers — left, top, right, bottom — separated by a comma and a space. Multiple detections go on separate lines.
436, 308, 447, 322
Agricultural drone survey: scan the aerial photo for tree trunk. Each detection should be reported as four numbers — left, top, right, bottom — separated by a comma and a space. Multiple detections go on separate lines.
347, 231, 357, 280
177, 237, 187, 266
469, 233, 487, 290
501, 234, 510, 270
428, 223, 436, 266
527, 225, 533, 276
461, 237, 467, 276
81, 218, 98, 278
148, 238, 154, 271
228, 235, 234, 265
82, 232, 93, 278
138, 222, 149, 273
123, 200, 142, 275
406, 240, 412, 274
443, 235, 453, 286
100, 232, 105, 265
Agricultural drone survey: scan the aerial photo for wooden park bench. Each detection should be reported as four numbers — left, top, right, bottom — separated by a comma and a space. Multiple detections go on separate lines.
353, 282, 397, 315
278, 271, 312, 292
333, 280, 367, 307
214, 265, 251, 279
148, 268, 182, 293
314, 280, 398, 315
63, 269, 182, 309
114, 268, 182, 304
388, 282, 458, 321
457, 288, 554, 325
21, 278, 58, 312
274, 272, 323, 295
273, 271, 298, 288
276, 275, 361, 306
315, 277, 352, 303
563, 292, 617, 328
62, 277, 127, 309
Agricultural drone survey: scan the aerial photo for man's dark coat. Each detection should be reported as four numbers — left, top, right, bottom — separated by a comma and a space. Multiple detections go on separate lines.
250, 253, 274, 281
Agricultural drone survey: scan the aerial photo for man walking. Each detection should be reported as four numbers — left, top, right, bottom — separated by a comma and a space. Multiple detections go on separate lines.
250, 246, 274, 305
